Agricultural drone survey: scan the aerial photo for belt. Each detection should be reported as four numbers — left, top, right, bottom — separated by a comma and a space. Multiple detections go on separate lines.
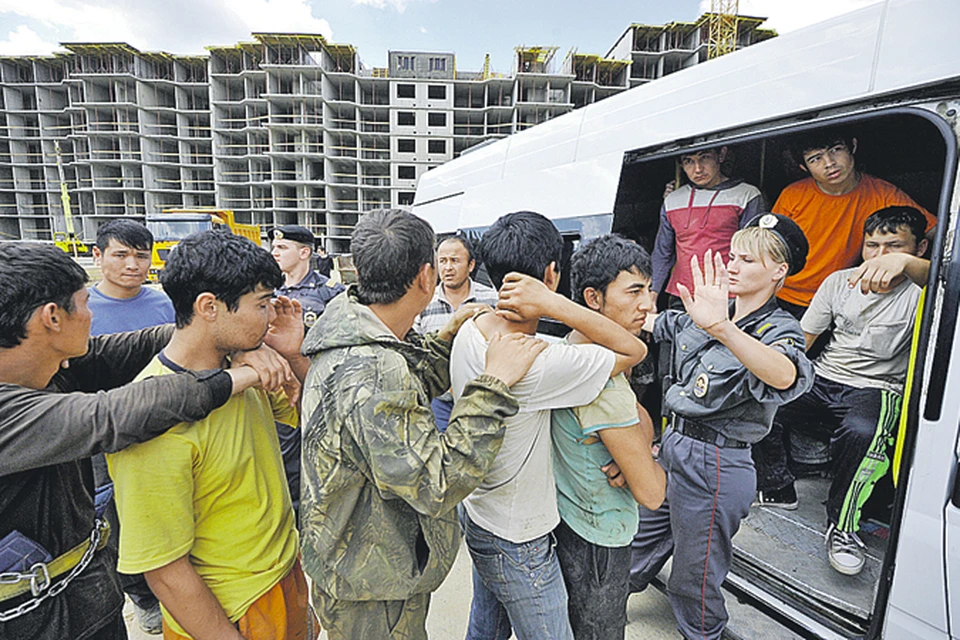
0, 520, 110, 620
670, 413, 749, 449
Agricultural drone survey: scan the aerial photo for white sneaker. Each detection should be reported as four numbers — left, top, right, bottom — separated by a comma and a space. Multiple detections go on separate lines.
826, 523, 865, 576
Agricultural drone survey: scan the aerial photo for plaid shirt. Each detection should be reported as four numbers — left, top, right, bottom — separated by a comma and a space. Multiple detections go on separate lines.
413, 279, 498, 336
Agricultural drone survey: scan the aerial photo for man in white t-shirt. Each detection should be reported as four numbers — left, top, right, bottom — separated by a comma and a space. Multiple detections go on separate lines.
449, 212, 647, 640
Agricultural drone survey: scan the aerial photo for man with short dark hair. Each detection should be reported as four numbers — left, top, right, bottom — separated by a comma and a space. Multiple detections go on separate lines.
89, 217, 175, 634
450, 212, 648, 640
107, 231, 310, 640
89, 219, 174, 336
773, 128, 936, 317
753, 206, 930, 576
270, 225, 345, 328
0, 243, 275, 640
553, 234, 666, 640
299, 209, 547, 640
414, 235, 498, 431
652, 147, 765, 308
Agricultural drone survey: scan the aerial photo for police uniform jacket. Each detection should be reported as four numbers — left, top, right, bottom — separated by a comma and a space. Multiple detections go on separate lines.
656, 297, 815, 444
277, 270, 346, 328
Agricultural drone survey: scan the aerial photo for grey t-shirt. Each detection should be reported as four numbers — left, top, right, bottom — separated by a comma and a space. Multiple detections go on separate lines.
802, 267, 921, 394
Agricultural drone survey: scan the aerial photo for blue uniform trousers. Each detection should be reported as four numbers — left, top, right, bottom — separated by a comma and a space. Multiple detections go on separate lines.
629, 429, 755, 640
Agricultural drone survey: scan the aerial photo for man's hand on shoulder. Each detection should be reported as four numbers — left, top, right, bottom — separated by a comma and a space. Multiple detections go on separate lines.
483, 331, 548, 387
437, 302, 492, 343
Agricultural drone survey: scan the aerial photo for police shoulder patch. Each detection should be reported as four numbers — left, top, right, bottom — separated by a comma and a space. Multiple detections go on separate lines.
754, 322, 774, 338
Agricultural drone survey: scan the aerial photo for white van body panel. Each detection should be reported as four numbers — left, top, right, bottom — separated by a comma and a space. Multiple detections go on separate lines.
413, 1, 960, 637
414, 0, 959, 235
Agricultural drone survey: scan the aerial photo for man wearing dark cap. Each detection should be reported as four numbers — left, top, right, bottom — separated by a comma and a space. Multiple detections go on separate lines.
269, 225, 344, 515
629, 214, 815, 640
753, 207, 930, 577
270, 225, 345, 329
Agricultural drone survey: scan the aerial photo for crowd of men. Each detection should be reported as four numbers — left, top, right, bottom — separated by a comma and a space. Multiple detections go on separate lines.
0, 124, 936, 640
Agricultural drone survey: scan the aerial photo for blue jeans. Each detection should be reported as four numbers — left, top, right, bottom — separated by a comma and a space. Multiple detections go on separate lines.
463, 513, 573, 640
431, 397, 453, 433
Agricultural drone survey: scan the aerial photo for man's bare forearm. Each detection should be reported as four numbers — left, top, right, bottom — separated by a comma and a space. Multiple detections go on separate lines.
144, 556, 244, 640
547, 295, 647, 371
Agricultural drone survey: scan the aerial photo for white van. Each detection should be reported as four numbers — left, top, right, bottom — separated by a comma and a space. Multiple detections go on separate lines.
413, 1, 960, 637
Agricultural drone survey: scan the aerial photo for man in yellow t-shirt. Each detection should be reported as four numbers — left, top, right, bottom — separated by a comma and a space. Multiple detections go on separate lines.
107, 230, 311, 640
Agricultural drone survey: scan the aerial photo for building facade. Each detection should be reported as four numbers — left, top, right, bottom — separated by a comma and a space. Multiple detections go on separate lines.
0, 16, 774, 251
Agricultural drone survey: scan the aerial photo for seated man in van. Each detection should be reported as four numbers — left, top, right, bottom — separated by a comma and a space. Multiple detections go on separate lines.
449, 211, 647, 640
755, 207, 929, 577
107, 231, 311, 640
652, 146, 766, 309
553, 234, 666, 640
772, 127, 936, 319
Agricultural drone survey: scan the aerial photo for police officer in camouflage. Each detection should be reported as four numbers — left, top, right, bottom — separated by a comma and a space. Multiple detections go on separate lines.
270, 225, 345, 329
628, 214, 816, 640
299, 209, 548, 640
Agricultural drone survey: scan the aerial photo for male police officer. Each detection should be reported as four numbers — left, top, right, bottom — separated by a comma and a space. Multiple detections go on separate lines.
270, 225, 345, 329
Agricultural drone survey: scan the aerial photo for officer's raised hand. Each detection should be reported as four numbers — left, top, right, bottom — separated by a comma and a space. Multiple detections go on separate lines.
676, 249, 730, 332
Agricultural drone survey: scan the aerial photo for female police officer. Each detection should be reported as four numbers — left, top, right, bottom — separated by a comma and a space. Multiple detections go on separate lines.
630, 213, 815, 640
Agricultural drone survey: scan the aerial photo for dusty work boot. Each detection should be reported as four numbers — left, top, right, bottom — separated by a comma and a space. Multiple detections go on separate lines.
826, 523, 865, 576
753, 483, 798, 510
134, 601, 163, 635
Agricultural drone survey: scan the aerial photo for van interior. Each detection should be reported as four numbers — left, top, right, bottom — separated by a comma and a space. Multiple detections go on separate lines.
608, 110, 951, 637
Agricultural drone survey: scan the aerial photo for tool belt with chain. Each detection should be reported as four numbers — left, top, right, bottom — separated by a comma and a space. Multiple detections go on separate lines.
0, 519, 110, 622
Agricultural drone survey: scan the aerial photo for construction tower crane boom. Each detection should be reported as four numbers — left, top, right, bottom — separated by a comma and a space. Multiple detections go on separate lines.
709, 0, 740, 59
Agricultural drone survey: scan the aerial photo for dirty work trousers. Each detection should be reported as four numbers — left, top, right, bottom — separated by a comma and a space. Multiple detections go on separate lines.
752, 374, 901, 533
312, 588, 430, 640
554, 519, 631, 640
629, 429, 755, 640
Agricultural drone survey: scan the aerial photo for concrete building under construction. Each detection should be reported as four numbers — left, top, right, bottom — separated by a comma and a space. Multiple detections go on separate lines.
0, 14, 774, 251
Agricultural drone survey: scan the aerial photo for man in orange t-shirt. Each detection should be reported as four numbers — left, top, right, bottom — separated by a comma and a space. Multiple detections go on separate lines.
773, 128, 936, 318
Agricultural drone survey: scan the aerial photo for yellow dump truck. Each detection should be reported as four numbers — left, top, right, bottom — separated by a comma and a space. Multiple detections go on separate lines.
53, 231, 90, 255
146, 209, 261, 281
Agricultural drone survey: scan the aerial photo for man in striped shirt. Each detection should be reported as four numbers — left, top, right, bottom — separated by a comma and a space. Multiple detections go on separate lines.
414, 236, 497, 431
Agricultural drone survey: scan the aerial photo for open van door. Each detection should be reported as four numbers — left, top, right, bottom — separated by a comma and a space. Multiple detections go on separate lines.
610, 105, 958, 639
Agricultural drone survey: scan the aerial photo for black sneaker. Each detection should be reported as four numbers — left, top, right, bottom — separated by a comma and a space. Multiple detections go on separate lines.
753, 483, 798, 510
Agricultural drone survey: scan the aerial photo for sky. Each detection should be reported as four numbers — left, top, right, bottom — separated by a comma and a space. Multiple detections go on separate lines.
0, 0, 882, 73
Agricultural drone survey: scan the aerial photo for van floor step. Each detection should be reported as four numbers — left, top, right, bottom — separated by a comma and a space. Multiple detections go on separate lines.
731, 476, 888, 630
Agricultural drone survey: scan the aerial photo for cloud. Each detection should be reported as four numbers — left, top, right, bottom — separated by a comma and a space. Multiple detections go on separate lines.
0, 0, 332, 54
0, 24, 59, 55
351, 0, 435, 13
419, 26, 427, 34
699, 0, 882, 33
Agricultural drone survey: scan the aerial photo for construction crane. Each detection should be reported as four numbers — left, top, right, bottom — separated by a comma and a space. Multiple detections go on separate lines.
53, 140, 86, 257
708, 0, 740, 60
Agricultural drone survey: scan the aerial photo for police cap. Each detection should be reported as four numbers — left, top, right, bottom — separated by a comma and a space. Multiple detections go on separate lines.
268, 225, 316, 247
746, 213, 809, 276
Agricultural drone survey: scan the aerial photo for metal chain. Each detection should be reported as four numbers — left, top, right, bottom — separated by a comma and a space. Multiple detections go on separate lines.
0, 520, 106, 623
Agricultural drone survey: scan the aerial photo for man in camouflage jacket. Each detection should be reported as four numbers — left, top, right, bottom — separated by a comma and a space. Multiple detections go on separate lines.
299, 210, 546, 640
